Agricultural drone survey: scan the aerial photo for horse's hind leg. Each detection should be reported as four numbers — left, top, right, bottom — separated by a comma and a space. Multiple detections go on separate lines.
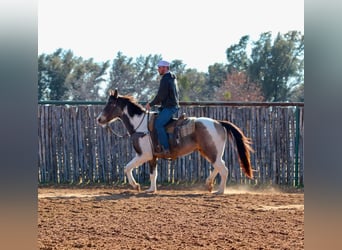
205, 160, 228, 194
214, 159, 228, 194
205, 168, 218, 193
199, 151, 227, 194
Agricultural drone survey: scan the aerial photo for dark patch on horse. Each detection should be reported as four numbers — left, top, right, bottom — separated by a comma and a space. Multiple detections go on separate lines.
114, 96, 145, 135
195, 121, 217, 163
100, 95, 122, 122
131, 132, 146, 155
121, 114, 135, 135
171, 133, 197, 156
148, 158, 157, 174
118, 96, 144, 117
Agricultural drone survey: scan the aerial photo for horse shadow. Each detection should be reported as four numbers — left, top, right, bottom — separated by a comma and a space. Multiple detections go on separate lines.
93, 189, 214, 201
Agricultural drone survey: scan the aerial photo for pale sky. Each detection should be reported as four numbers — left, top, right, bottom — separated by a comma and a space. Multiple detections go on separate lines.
38, 0, 304, 72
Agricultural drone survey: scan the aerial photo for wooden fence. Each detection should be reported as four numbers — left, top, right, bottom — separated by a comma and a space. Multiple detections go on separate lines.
38, 102, 304, 186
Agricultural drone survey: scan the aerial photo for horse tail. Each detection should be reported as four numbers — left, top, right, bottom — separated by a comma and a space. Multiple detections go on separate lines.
219, 121, 254, 179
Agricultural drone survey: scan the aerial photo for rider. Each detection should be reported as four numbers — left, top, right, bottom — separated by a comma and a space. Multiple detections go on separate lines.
145, 60, 179, 157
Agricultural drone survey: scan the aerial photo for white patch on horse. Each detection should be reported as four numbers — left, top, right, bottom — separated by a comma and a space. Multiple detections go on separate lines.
197, 118, 226, 151
146, 167, 158, 193
123, 107, 147, 132
122, 107, 153, 191
124, 135, 153, 190
139, 135, 153, 158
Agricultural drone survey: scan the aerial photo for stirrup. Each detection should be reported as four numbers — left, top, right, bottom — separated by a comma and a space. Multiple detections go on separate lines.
154, 149, 172, 158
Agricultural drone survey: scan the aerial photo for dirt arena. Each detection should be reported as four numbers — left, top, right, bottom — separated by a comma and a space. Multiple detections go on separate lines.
38, 184, 304, 250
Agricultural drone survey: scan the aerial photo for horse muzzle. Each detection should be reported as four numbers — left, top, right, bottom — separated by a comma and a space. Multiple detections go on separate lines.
96, 114, 108, 127
97, 114, 119, 128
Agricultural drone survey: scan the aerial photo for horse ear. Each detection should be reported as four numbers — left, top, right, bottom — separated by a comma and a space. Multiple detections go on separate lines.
109, 89, 118, 98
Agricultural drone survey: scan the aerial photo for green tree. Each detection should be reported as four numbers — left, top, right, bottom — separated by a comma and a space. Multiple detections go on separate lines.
167, 59, 207, 101
249, 31, 304, 101
38, 48, 108, 100
38, 54, 50, 100
178, 68, 207, 101
288, 83, 304, 102
205, 63, 228, 99
226, 35, 250, 73
225, 31, 304, 102
67, 58, 110, 100
106, 52, 161, 101
134, 54, 162, 100
38, 49, 77, 100
169, 59, 186, 76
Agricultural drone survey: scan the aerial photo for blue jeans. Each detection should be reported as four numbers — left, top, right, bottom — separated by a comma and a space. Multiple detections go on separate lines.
155, 107, 179, 150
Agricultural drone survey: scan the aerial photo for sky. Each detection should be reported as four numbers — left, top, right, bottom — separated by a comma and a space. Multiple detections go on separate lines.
38, 0, 304, 72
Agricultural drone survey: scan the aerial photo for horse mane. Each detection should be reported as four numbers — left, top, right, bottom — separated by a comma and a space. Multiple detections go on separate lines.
119, 95, 145, 116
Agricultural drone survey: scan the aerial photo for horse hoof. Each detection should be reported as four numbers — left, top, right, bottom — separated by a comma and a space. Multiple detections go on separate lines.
145, 189, 157, 194
205, 179, 214, 192
212, 190, 224, 195
135, 184, 141, 192
206, 183, 213, 193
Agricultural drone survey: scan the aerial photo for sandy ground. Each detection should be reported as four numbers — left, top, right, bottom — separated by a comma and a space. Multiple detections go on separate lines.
38, 185, 304, 250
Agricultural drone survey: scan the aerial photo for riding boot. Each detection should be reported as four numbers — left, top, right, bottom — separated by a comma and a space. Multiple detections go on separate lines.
154, 147, 172, 159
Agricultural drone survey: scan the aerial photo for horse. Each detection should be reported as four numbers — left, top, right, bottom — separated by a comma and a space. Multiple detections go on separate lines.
97, 89, 254, 194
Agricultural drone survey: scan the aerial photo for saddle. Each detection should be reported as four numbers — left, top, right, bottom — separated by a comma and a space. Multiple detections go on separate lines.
148, 112, 195, 154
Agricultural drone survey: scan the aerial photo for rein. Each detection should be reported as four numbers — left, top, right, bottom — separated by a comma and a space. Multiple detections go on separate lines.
134, 111, 147, 133
106, 111, 148, 138
105, 121, 130, 138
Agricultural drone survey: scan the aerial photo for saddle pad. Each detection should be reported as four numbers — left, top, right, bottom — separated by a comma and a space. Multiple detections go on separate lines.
177, 119, 195, 138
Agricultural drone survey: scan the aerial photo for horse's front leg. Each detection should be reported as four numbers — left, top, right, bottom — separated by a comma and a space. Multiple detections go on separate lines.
146, 157, 157, 193
124, 154, 149, 192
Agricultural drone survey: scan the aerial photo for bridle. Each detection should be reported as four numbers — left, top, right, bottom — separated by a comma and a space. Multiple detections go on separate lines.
104, 110, 154, 155
105, 121, 130, 138
105, 111, 148, 138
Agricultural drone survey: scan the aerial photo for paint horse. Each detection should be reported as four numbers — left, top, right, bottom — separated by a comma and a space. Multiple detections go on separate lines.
97, 89, 254, 194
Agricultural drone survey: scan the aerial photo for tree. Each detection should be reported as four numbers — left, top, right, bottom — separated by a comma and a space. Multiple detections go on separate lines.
249, 31, 304, 101
38, 54, 50, 100
106, 52, 161, 101
205, 63, 228, 100
134, 54, 162, 101
38, 49, 108, 100
38, 31, 304, 102
226, 35, 250, 73
38, 49, 76, 100
288, 83, 304, 102
177, 68, 207, 101
217, 70, 264, 101
66, 58, 110, 100
169, 59, 187, 76
225, 31, 304, 102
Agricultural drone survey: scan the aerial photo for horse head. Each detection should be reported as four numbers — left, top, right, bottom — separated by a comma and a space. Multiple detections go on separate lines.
97, 89, 123, 127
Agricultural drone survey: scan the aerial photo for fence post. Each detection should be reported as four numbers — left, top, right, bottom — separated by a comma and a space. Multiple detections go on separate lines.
294, 107, 300, 186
